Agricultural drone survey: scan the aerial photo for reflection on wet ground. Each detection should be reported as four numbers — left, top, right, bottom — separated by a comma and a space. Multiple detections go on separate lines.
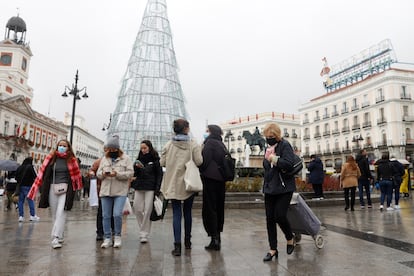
0, 195, 413, 275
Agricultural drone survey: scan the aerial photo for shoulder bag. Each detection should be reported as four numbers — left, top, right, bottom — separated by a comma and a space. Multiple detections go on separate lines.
184, 142, 203, 192
52, 163, 68, 195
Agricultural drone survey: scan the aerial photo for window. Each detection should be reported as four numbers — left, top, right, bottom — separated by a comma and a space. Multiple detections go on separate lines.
376, 88, 385, 103
3, 121, 9, 135
324, 123, 329, 132
21, 57, 27, 71
403, 105, 409, 117
14, 124, 19, 135
0, 53, 12, 66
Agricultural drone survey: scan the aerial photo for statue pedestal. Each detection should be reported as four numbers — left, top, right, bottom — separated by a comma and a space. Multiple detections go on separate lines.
247, 155, 263, 168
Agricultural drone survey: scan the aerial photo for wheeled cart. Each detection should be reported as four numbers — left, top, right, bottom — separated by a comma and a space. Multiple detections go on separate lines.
287, 193, 324, 249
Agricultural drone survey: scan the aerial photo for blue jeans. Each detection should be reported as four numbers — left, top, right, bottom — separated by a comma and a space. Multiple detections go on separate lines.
171, 194, 195, 243
18, 186, 36, 217
358, 179, 372, 206
379, 180, 393, 207
101, 196, 126, 238
394, 183, 401, 205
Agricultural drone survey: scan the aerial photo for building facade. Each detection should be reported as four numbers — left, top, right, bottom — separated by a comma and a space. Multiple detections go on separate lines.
299, 40, 414, 169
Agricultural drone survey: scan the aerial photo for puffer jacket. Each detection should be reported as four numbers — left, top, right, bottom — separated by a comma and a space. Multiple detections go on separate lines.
340, 163, 361, 188
160, 140, 203, 200
262, 139, 296, 195
97, 153, 134, 197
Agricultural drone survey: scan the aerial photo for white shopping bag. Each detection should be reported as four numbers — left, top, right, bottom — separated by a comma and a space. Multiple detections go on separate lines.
89, 178, 99, 207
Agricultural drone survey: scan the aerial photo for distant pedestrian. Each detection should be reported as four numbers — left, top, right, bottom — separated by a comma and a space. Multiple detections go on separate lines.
160, 119, 203, 256
27, 139, 83, 249
340, 155, 361, 211
356, 149, 373, 209
199, 125, 227, 251
4, 171, 18, 210
82, 172, 90, 200
131, 140, 163, 244
307, 154, 325, 199
400, 165, 410, 198
97, 135, 134, 249
15, 157, 40, 222
390, 157, 404, 209
375, 152, 394, 211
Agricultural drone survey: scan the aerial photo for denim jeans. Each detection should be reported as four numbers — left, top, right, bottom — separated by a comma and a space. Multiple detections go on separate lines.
101, 196, 126, 239
394, 183, 401, 205
358, 179, 372, 206
171, 194, 195, 243
18, 186, 36, 217
379, 180, 393, 207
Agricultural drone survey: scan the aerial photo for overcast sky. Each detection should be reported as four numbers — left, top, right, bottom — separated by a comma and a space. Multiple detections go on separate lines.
3, 0, 414, 142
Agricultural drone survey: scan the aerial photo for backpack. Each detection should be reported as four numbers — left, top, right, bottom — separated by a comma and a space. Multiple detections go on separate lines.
220, 149, 236, 181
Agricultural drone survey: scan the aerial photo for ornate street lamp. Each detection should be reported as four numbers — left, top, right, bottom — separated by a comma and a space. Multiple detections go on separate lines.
61, 70, 88, 144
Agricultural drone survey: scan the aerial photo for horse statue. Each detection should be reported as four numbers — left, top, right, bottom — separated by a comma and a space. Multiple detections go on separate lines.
242, 128, 266, 154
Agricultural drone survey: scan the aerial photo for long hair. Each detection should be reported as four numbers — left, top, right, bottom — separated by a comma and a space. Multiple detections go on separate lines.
137, 140, 159, 160
346, 155, 358, 170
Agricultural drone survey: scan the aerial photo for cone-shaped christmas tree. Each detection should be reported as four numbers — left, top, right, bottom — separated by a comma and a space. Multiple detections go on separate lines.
107, 0, 188, 157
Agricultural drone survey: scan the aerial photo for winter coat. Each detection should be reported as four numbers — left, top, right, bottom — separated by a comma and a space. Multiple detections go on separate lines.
131, 155, 163, 191
199, 137, 226, 182
307, 157, 324, 185
160, 140, 203, 200
356, 154, 372, 180
97, 154, 134, 197
262, 139, 296, 195
390, 159, 404, 185
376, 159, 394, 181
340, 163, 361, 188
16, 164, 37, 187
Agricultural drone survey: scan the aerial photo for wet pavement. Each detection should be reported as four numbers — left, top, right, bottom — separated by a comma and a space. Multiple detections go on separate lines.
0, 194, 413, 276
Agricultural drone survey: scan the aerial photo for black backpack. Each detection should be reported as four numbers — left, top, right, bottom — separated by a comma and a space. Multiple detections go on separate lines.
220, 149, 236, 181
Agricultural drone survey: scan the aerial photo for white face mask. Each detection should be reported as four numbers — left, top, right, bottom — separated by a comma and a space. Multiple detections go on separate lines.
203, 133, 209, 140
58, 146, 67, 153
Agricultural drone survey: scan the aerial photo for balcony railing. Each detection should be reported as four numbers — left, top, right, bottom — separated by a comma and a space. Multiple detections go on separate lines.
331, 111, 339, 117
351, 105, 359, 111
362, 121, 372, 128
332, 147, 341, 154
377, 118, 387, 125
403, 115, 414, 122
361, 102, 370, 108
341, 126, 350, 133
341, 108, 349, 114
314, 116, 320, 122
314, 132, 321, 139
303, 119, 309, 124
332, 129, 340, 135
323, 131, 331, 137
323, 114, 330, 119
303, 134, 310, 140
376, 96, 385, 103
351, 124, 361, 130
400, 93, 411, 100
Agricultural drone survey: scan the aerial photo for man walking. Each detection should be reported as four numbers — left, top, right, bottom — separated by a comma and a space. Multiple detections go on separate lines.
356, 149, 373, 209
307, 154, 324, 199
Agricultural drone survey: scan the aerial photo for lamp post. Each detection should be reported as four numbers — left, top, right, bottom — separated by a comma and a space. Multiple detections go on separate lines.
352, 134, 364, 150
61, 70, 88, 144
102, 113, 112, 131
224, 130, 233, 151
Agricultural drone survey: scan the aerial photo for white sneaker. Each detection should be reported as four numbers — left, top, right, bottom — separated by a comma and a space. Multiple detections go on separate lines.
18, 216, 24, 222
51, 238, 62, 249
386, 207, 394, 211
140, 237, 148, 243
101, 238, 113, 248
30, 215, 40, 221
58, 237, 64, 244
394, 205, 400, 210
113, 236, 122, 248
379, 205, 384, 211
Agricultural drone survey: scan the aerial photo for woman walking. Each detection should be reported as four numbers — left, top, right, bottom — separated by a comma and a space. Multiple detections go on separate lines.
340, 155, 361, 211
97, 135, 134, 248
15, 157, 39, 222
131, 140, 163, 243
27, 139, 83, 249
160, 119, 203, 256
262, 123, 296, 261
199, 125, 227, 251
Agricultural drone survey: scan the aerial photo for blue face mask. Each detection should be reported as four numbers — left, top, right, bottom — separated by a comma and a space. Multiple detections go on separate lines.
203, 133, 209, 140
58, 146, 67, 154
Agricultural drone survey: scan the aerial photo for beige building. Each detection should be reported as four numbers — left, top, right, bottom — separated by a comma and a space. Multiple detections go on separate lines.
299, 40, 414, 169
220, 112, 301, 167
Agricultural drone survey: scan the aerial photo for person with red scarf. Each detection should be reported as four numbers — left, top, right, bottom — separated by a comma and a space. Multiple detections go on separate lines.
28, 139, 83, 249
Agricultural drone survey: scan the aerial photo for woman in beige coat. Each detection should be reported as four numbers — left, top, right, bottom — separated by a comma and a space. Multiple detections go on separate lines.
160, 119, 203, 256
340, 155, 361, 211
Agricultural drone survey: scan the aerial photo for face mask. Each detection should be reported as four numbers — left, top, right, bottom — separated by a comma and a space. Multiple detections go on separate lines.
58, 146, 67, 154
266, 138, 277, 146
109, 151, 118, 159
203, 133, 209, 140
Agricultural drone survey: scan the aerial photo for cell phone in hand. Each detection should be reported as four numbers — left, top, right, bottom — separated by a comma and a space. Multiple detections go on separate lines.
135, 160, 143, 167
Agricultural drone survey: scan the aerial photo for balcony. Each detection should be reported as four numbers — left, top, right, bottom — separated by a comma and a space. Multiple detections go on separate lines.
303, 134, 310, 140
332, 129, 340, 135
323, 150, 332, 156
362, 121, 372, 128
376, 96, 385, 103
292, 133, 298, 139
314, 132, 321, 139
377, 118, 387, 125
361, 102, 370, 108
341, 126, 350, 133
303, 119, 309, 124
351, 105, 359, 111
314, 116, 320, 122
342, 147, 352, 154
400, 93, 411, 100
323, 131, 331, 137
351, 124, 361, 131
332, 147, 341, 154
377, 141, 388, 149
341, 108, 349, 114
402, 115, 414, 122
323, 114, 330, 120
331, 111, 339, 117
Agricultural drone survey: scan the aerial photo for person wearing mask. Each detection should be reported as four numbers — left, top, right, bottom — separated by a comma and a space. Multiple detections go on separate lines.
376, 152, 394, 211
307, 154, 325, 200
262, 122, 296, 262
15, 157, 39, 222
27, 139, 83, 249
340, 155, 361, 211
97, 135, 134, 249
131, 140, 163, 243
199, 125, 227, 251
356, 149, 373, 209
160, 119, 203, 256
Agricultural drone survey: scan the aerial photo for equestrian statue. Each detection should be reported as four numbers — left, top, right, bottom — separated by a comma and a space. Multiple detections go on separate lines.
242, 127, 266, 154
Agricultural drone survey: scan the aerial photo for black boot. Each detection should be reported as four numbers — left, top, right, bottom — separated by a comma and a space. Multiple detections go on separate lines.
184, 236, 192, 249
205, 236, 220, 251
171, 243, 181, 256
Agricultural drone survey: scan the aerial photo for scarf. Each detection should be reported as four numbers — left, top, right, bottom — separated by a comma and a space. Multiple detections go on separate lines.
27, 153, 83, 200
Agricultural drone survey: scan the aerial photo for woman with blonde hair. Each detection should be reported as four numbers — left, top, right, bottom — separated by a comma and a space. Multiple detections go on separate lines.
261, 122, 296, 261
27, 139, 83, 249
340, 155, 361, 211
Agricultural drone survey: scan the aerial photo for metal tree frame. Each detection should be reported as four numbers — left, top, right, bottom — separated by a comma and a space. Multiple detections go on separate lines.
107, 0, 188, 157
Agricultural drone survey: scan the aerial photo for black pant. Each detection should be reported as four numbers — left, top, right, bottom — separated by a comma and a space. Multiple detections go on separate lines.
264, 192, 294, 250
202, 177, 226, 237
97, 198, 114, 235
344, 187, 356, 208
312, 184, 324, 198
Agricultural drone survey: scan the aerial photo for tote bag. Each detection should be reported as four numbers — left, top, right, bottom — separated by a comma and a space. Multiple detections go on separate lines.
184, 143, 203, 192
88, 178, 99, 207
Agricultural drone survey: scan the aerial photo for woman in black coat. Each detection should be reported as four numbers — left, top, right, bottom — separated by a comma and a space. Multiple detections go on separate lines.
199, 124, 227, 251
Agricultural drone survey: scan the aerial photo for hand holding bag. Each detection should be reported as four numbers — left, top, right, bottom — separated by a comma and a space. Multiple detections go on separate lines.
88, 178, 99, 207
153, 195, 163, 216
184, 143, 203, 192
123, 199, 132, 215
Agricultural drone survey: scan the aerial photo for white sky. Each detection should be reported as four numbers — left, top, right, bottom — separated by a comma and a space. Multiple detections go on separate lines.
2, 0, 414, 142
